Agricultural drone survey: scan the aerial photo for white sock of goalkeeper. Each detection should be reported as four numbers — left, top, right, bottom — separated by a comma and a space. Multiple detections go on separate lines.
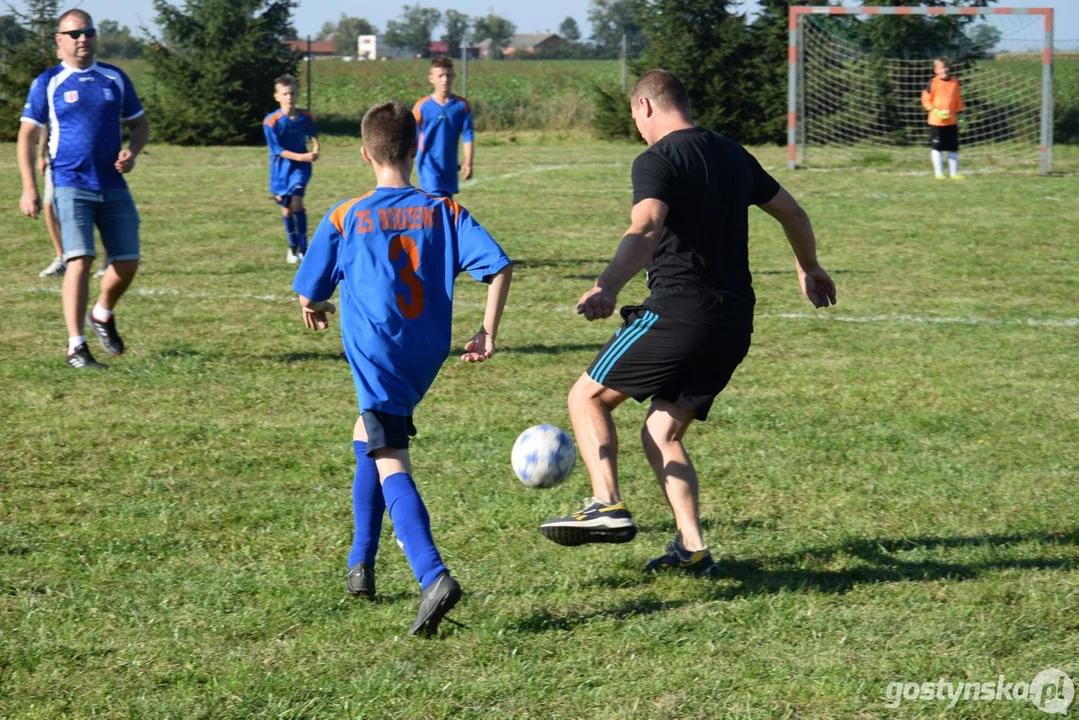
931, 150, 944, 176
948, 152, 959, 176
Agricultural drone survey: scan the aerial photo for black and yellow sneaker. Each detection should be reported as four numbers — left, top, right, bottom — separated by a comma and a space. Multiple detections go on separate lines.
645, 537, 721, 577
346, 562, 375, 600
540, 497, 638, 546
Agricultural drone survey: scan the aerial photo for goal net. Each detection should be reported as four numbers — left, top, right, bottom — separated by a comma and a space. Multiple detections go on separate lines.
788, 6, 1054, 174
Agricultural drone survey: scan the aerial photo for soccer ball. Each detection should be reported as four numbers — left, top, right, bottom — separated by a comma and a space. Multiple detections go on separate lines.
511, 424, 576, 489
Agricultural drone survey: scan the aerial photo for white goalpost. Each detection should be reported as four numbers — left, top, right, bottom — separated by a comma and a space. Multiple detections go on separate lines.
787, 5, 1055, 174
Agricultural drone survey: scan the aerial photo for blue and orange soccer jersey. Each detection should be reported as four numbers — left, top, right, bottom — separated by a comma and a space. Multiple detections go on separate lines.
413, 95, 474, 196
292, 186, 511, 416
21, 61, 144, 191
263, 109, 317, 196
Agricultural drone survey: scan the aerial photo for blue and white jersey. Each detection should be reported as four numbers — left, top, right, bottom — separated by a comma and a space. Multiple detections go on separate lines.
21, 61, 144, 191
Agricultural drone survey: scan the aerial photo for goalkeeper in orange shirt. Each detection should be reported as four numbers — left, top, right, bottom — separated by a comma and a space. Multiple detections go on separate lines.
921, 58, 965, 180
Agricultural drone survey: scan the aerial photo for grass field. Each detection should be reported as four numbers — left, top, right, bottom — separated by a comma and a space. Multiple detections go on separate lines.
1, 138, 1077, 719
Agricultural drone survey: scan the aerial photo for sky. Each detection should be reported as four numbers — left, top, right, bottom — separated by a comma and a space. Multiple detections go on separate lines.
11, 1, 1079, 41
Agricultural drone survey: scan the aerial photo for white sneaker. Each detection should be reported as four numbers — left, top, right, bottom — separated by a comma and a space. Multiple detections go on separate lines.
94, 260, 110, 279
286, 247, 299, 264
39, 257, 66, 277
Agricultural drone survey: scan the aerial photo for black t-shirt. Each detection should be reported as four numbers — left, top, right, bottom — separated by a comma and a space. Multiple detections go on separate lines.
631, 126, 781, 329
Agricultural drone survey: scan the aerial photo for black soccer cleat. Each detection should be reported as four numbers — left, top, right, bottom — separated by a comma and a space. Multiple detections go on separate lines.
66, 342, 104, 370
86, 311, 124, 356
346, 562, 375, 600
539, 497, 638, 546
644, 537, 721, 577
408, 571, 461, 637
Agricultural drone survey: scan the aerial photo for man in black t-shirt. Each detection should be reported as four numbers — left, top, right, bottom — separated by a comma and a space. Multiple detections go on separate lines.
540, 70, 837, 575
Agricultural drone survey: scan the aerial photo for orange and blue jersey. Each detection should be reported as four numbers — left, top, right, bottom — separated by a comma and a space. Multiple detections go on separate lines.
292, 186, 511, 416
413, 95, 474, 195
263, 109, 317, 196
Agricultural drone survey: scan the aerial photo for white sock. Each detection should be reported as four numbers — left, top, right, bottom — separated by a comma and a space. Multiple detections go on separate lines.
68, 335, 86, 353
91, 303, 113, 322
948, 152, 959, 176
931, 150, 944, 176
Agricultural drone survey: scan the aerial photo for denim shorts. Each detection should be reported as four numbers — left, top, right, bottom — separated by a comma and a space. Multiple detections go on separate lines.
53, 186, 141, 261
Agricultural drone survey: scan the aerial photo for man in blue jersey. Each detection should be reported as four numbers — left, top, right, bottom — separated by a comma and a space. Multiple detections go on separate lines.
264, 74, 319, 264
412, 57, 474, 198
293, 101, 512, 636
17, 8, 149, 370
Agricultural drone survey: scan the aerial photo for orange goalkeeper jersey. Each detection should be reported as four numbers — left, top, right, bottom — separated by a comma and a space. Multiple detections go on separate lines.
922, 76, 964, 127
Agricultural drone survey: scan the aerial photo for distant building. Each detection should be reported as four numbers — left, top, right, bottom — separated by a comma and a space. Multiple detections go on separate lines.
358, 34, 416, 60
428, 39, 481, 59
284, 39, 335, 58
502, 33, 566, 57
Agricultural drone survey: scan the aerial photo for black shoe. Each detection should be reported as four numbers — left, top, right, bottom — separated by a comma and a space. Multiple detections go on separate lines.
346, 562, 375, 600
539, 497, 638, 546
86, 312, 124, 355
644, 536, 721, 577
66, 342, 104, 370
408, 571, 461, 637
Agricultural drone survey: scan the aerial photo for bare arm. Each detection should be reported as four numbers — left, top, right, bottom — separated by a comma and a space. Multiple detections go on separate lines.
116, 115, 150, 173
758, 187, 837, 308
461, 141, 474, 180
279, 149, 315, 162
577, 198, 668, 321
310, 136, 321, 161
299, 294, 336, 330
17, 122, 42, 218
462, 264, 513, 362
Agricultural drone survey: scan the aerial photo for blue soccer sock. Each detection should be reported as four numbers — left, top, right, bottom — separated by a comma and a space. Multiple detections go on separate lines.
295, 211, 308, 252
382, 472, 446, 589
281, 213, 299, 248
348, 441, 385, 569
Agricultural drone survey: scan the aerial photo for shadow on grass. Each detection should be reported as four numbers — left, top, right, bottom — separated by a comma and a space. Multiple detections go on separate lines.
511, 596, 688, 634
501, 343, 604, 355
713, 528, 1079, 598
513, 529, 1079, 633
267, 352, 348, 363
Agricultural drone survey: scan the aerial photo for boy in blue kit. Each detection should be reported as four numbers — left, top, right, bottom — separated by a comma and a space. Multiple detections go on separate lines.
293, 101, 512, 636
264, 74, 319, 264
413, 57, 474, 198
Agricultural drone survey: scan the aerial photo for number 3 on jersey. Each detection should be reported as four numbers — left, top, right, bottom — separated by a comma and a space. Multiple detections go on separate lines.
389, 234, 425, 320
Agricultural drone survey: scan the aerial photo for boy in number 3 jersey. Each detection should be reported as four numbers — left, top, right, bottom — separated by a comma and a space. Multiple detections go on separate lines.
292, 101, 512, 636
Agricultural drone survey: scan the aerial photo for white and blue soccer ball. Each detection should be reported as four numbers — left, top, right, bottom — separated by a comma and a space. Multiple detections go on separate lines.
511, 424, 576, 489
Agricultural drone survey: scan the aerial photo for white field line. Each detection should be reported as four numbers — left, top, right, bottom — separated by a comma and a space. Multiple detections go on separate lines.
459, 162, 629, 189
21, 285, 1077, 329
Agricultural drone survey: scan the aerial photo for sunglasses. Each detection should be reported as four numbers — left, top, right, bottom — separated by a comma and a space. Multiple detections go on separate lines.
57, 28, 96, 39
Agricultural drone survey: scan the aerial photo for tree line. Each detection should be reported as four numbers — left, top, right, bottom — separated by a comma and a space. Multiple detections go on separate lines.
5, 0, 1070, 148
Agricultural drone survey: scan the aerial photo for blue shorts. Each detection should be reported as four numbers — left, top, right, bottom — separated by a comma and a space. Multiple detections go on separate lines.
53, 186, 140, 262
274, 185, 306, 207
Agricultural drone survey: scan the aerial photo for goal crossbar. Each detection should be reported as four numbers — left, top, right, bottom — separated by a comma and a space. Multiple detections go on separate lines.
787, 5, 1055, 174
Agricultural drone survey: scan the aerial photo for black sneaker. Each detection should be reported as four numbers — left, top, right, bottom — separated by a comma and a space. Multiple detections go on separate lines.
408, 570, 461, 637
346, 562, 375, 600
86, 312, 124, 355
539, 497, 638, 546
644, 536, 721, 577
66, 342, 104, 370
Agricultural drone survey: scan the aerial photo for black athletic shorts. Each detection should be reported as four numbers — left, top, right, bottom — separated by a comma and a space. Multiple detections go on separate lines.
586, 306, 752, 421
361, 410, 417, 454
930, 125, 960, 152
